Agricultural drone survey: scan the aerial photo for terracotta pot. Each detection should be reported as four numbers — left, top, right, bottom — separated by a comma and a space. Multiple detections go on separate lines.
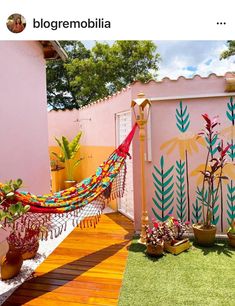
22, 240, 39, 260
227, 232, 235, 248
1, 245, 23, 280
64, 180, 77, 189
146, 243, 164, 256
193, 224, 216, 246
51, 167, 65, 192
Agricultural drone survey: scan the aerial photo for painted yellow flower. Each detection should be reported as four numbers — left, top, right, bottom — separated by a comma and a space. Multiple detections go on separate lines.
220, 126, 235, 140
160, 131, 205, 160
190, 163, 235, 185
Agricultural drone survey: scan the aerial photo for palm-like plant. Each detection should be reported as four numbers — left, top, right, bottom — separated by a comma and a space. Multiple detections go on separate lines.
52, 132, 82, 181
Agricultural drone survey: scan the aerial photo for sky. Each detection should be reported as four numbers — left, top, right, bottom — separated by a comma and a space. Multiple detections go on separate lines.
82, 40, 235, 80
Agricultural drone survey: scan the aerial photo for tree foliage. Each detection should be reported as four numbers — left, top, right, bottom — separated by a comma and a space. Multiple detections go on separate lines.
46, 41, 160, 110
220, 41, 235, 60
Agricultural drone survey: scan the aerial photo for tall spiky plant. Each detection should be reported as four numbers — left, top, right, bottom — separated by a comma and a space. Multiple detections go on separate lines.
52, 132, 82, 181
198, 114, 231, 228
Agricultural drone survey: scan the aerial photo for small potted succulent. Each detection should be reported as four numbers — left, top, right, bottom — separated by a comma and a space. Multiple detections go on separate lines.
193, 114, 231, 246
227, 220, 235, 248
164, 216, 191, 255
52, 131, 82, 189
145, 219, 173, 256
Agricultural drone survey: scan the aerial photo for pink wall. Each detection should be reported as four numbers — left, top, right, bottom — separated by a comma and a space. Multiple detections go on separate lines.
131, 73, 235, 232
0, 41, 51, 195
48, 72, 235, 233
48, 88, 132, 147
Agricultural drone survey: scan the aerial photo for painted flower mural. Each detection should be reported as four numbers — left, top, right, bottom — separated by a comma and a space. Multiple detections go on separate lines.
152, 97, 235, 232
160, 101, 204, 222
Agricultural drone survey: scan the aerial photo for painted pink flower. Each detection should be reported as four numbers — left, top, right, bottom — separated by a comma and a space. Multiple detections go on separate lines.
185, 221, 190, 226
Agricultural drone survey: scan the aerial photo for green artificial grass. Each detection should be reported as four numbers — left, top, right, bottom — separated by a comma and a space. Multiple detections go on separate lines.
119, 239, 235, 306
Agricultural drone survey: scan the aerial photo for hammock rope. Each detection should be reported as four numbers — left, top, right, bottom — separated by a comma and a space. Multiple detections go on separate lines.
1, 123, 138, 239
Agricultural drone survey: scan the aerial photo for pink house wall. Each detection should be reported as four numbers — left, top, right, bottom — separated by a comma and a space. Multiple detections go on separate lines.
48, 72, 235, 233
0, 41, 51, 195
131, 73, 235, 232
48, 88, 132, 147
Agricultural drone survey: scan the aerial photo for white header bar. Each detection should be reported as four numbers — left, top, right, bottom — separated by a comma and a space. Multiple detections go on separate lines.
0, 0, 234, 40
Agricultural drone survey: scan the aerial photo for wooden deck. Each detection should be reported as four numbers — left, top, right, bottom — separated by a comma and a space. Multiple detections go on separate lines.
3, 213, 134, 306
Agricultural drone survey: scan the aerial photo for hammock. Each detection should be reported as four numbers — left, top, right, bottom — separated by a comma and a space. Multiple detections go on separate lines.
1, 123, 138, 240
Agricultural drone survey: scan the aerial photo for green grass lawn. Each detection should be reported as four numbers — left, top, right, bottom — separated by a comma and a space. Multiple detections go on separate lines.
119, 239, 235, 306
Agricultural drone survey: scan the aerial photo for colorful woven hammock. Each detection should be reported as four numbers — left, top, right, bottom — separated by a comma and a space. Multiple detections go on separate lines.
2, 123, 137, 239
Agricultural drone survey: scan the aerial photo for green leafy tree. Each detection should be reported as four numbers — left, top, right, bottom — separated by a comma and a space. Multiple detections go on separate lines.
47, 40, 160, 110
46, 41, 90, 110
220, 41, 235, 59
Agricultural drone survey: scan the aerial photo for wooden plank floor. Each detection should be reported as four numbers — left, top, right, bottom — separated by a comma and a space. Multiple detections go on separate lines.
3, 213, 134, 306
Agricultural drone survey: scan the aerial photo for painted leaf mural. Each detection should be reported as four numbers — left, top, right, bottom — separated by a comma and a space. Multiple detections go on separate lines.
152, 156, 174, 222
175, 160, 187, 221
227, 181, 235, 225
225, 97, 235, 228
196, 186, 219, 225
192, 199, 202, 224
206, 134, 218, 157
175, 102, 190, 133
156, 95, 235, 232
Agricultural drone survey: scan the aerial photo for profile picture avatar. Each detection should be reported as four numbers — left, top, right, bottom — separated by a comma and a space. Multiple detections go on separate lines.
6, 14, 26, 33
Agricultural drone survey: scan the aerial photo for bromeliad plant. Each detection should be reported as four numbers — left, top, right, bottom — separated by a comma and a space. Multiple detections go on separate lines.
145, 217, 190, 248
145, 219, 174, 246
198, 114, 231, 228
167, 216, 190, 243
52, 131, 82, 181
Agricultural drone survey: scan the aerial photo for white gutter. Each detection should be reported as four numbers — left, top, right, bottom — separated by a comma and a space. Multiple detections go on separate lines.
150, 92, 235, 102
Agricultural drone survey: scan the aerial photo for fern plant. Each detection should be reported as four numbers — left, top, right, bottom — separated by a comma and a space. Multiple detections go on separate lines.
52, 132, 82, 181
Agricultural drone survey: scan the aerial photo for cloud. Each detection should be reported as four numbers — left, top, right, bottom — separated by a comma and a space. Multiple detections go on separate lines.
155, 40, 235, 80
81, 40, 235, 80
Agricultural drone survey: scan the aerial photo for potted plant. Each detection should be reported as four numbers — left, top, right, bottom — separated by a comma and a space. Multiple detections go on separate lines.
193, 114, 231, 246
145, 221, 164, 256
145, 219, 173, 257
52, 131, 82, 189
164, 216, 191, 255
227, 220, 235, 248
0, 179, 32, 280
50, 159, 65, 192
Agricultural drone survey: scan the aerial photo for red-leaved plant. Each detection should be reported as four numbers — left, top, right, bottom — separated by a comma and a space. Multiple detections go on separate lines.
145, 219, 173, 247
145, 217, 190, 247
198, 114, 231, 228
167, 216, 190, 244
